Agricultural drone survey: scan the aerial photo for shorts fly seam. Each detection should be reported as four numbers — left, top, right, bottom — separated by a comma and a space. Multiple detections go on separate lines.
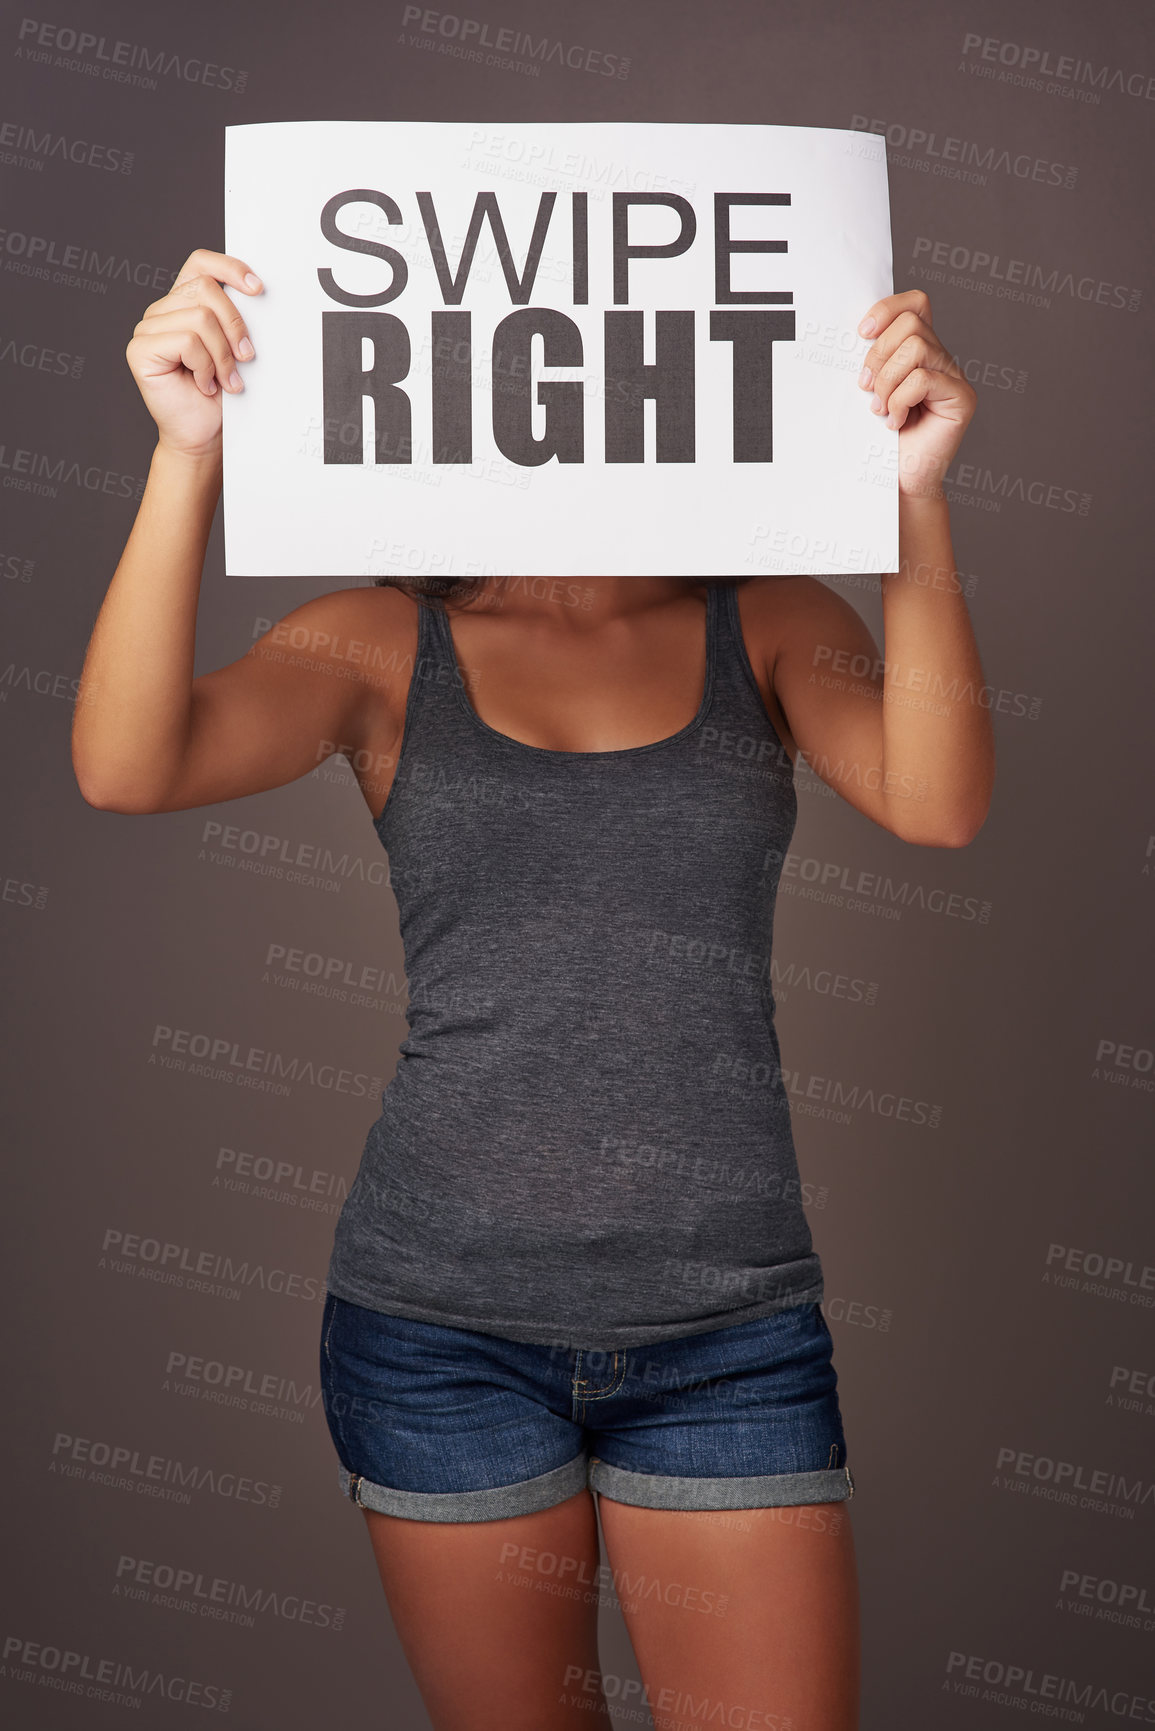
571, 1347, 627, 1422
572, 1348, 627, 1398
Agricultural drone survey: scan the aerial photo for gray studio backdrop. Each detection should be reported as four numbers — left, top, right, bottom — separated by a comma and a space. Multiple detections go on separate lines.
2, 1, 1153, 1726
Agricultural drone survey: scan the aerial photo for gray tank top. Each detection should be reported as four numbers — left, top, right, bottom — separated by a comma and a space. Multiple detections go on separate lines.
325, 581, 824, 1349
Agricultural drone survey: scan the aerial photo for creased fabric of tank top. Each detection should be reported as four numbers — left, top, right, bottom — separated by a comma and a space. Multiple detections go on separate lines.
325, 582, 824, 1348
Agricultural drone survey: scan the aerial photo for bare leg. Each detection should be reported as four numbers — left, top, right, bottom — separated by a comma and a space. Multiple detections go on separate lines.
597, 1498, 860, 1731
359, 1487, 611, 1731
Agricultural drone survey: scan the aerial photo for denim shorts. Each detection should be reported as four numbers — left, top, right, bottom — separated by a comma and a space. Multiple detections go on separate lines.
319, 1292, 854, 1522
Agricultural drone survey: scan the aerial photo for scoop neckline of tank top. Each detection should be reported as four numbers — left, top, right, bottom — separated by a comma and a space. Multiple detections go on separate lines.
434, 584, 719, 761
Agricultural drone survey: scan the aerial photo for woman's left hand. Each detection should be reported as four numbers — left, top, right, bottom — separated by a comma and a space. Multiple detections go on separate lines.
857, 289, 976, 495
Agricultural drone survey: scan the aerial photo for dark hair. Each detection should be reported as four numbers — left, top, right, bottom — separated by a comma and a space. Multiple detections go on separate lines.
370, 575, 755, 611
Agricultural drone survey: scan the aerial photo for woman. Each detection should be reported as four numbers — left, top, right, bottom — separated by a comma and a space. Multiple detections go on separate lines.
73, 247, 993, 1731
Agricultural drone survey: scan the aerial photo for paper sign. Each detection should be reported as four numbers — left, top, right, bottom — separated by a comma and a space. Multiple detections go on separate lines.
222, 121, 896, 578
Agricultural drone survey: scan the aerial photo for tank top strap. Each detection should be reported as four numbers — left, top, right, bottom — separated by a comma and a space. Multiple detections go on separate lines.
419, 588, 446, 667
704, 576, 720, 674
383, 589, 455, 792
415, 589, 463, 713
711, 578, 762, 705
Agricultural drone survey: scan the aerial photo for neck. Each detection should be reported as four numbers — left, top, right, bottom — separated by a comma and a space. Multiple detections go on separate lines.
474, 575, 702, 619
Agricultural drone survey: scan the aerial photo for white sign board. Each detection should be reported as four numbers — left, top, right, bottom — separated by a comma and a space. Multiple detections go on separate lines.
222, 121, 896, 579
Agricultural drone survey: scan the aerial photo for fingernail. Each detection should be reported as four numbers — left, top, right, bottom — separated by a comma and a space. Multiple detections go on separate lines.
228, 371, 243, 391
870, 393, 882, 412
238, 337, 254, 359
859, 316, 876, 336
243, 272, 262, 291
858, 366, 872, 388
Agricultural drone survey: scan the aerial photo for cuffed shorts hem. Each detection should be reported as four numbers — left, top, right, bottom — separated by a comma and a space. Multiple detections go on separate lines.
589, 1457, 855, 1511
337, 1452, 590, 1523
336, 1452, 855, 1522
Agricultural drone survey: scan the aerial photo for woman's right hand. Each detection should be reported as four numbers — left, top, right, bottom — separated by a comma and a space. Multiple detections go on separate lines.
125, 247, 263, 459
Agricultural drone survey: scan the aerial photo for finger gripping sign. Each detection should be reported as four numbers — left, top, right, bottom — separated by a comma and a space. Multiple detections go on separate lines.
222, 121, 896, 578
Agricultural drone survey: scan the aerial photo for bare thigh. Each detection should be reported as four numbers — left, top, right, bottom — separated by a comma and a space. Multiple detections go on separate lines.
597, 1497, 860, 1731
358, 1487, 610, 1731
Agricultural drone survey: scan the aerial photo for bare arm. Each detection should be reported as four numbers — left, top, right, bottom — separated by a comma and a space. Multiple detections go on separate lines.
71, 246, 379, 816
72, 439, 384, 814
757, 289, 995, 848
73, 440, 222, 810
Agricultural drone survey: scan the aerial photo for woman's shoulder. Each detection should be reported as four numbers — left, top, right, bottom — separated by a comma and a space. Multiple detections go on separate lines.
249, 583, 423, 733
257, 582, 420, 663
734, 574, 854, 657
